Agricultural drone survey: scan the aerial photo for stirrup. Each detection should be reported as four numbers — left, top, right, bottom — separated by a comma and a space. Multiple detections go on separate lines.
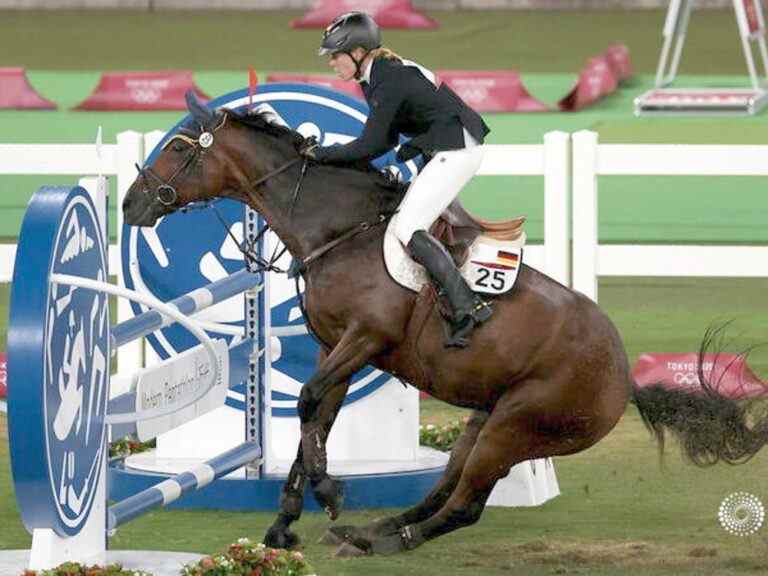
470, 298, 493, 324
445, 299, 493, 349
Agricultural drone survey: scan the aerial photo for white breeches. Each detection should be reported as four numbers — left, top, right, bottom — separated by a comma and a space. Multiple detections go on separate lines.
394, 129, 484, 245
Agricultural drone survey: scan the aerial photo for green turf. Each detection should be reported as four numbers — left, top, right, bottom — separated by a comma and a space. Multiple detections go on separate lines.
3, 278, 768, 574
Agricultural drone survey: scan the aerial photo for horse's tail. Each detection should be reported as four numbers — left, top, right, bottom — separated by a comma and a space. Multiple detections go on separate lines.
630, 324, 768, 467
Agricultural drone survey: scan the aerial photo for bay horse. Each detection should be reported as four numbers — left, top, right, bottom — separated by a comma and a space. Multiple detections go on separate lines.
122, 92, 768, 556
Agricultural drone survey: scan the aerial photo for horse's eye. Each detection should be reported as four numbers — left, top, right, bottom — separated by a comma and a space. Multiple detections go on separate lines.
172, 142, 186, 152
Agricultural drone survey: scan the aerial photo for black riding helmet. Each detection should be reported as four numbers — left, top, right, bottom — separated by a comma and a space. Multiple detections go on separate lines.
319, 12, 382, 55
319, 12, 382, 79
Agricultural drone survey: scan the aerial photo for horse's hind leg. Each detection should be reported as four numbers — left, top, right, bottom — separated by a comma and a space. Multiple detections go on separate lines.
325, 410, 489, 544
339, 385, 565, 556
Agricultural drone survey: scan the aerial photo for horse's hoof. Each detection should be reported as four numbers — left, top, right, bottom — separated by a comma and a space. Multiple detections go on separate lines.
327, 524, 357, 541
264, 526, 301, 549
370, 517, 402, 537
335, 542, 369, 558
312, 476, 344, 520
370, 533, 408, 555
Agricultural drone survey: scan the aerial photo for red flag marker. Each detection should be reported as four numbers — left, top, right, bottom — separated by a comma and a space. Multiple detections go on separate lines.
248, 67, 258, 109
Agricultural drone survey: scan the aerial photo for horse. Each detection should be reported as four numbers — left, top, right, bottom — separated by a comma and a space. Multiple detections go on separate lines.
122, 92, 768, 557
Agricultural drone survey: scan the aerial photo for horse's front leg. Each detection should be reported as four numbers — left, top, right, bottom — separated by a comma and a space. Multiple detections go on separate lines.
264, 375, 349, 549
297, 327, 383, 500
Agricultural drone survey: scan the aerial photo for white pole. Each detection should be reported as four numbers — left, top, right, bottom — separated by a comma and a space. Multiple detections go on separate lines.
543, 131, 570, 287
115, 131, 145, 384
571, 131, 599, 302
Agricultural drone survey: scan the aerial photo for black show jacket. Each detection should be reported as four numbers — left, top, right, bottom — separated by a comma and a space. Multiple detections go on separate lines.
314, 57, 490, 165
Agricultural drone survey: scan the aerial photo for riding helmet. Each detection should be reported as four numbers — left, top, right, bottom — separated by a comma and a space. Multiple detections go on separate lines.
318, 12, 382, 56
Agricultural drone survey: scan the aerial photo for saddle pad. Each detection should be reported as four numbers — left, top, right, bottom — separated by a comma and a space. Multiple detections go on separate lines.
384, 215, 526, 294
384, 215, 429, 293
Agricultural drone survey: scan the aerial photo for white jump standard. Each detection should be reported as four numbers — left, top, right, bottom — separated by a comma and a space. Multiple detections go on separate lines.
6, 184, 267, 572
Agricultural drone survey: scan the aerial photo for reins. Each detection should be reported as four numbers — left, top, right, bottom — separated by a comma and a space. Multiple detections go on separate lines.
299, 212, 394, 271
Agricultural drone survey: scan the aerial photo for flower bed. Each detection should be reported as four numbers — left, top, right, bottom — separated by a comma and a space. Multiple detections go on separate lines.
109, 437, 156, 459
182, 539, 315, 576
20, 539, 315, 576
22, 564, 152, 575
419, 418, 467, 452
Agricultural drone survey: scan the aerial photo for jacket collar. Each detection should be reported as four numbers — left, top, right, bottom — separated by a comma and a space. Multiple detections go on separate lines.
359, 57, 375, 84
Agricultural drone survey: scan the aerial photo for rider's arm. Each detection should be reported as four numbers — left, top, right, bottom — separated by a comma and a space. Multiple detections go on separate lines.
314, 74, 402, 164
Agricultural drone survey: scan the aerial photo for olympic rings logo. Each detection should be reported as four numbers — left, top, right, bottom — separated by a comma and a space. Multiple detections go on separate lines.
454, 87, 489, 102
672, 371, 700, 385
129, 88, 163, 104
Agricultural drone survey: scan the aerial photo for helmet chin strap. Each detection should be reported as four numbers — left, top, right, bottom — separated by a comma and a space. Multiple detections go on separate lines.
346, 50, 372, 81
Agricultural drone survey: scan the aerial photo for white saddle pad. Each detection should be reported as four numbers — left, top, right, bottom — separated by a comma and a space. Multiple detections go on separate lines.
383, 214, 526, 295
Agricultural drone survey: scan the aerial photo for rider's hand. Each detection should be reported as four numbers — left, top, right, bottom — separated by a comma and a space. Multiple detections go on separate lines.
299, 136, 319, 161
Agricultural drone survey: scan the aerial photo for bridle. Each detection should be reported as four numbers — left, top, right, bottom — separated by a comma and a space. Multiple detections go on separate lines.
135, 113, 228, 208
135, 111, 306, 212
134, 110, 306, 273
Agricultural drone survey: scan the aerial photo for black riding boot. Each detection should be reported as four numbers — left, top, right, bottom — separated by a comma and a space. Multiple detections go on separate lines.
408, 230, 493, 348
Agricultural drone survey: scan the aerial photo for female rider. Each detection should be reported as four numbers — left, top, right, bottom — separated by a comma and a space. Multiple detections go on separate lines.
301, 11, 492, 348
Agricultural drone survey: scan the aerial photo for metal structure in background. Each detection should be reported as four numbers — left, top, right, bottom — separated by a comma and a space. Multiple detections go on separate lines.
636, 0, 768, 115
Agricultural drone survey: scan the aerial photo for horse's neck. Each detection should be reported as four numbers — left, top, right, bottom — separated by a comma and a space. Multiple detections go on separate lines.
263, 165, 390, 261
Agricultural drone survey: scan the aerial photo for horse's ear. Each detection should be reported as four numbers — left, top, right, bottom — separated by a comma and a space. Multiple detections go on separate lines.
185, 90, 216, 130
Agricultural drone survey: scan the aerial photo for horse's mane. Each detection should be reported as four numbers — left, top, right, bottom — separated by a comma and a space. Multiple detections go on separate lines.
226, 108, 306, 148
222, 108, 409, 199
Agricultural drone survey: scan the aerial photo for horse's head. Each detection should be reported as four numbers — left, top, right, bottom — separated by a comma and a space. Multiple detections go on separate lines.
123, 91, 290, 227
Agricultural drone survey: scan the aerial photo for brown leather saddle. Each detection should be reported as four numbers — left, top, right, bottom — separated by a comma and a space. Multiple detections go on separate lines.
429, 199, 525, 266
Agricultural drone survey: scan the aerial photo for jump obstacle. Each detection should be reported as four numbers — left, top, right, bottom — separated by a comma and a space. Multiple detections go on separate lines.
6, 180, 268, 571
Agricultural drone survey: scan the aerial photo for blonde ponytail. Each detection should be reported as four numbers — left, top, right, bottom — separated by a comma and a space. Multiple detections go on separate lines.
370, 47, 402, 62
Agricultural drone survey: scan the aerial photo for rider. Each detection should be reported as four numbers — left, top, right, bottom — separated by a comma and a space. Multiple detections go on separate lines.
301, 11, 492, 348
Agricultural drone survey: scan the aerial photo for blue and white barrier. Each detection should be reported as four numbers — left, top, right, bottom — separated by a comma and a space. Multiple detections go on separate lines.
107, 441, 261, 530
112, 268, 262, 348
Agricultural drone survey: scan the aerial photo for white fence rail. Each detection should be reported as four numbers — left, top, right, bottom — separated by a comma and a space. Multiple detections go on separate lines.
571, 130, 768, 301
4, 128, 766, 315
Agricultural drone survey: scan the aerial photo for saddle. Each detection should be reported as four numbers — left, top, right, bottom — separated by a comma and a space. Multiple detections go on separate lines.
429, 199, 525, 268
